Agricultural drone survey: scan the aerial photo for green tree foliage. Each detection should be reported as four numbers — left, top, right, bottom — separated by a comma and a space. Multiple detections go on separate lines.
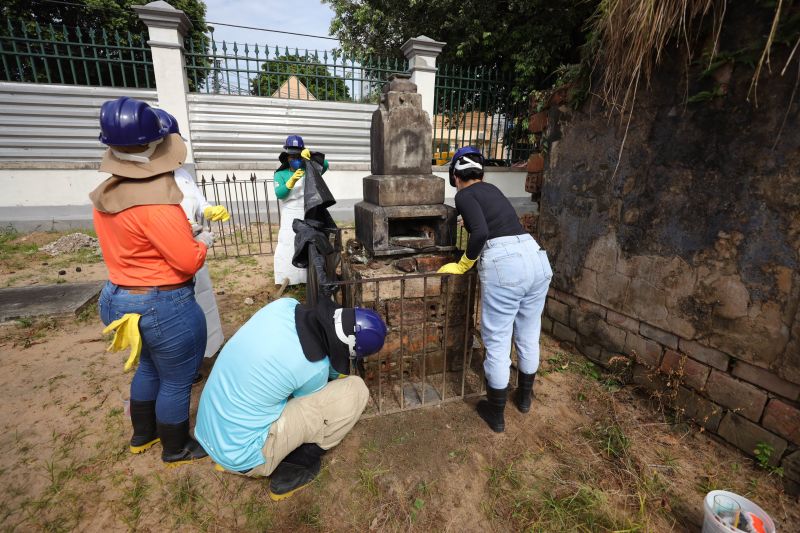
1, 0, 209, 89
250, 53, 352, 101
323, 0, 598, 99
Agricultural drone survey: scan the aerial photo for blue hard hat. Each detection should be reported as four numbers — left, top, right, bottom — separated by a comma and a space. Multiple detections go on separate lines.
283, 135, 305, 153
449, 146, 484, 186
353, 307, 387, 358
152, 108, 180, 136
98, 97, 168, 146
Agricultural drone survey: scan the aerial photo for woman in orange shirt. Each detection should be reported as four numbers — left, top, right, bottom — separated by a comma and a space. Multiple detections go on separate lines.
91, 97, 212, 466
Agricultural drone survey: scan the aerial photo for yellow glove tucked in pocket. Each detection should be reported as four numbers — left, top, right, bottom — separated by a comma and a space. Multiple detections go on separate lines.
286, 168, 305, 189
300, 148, 311, 160
203, 205, 231, 222
103, 313, 142, 372
437, 253, 477, 275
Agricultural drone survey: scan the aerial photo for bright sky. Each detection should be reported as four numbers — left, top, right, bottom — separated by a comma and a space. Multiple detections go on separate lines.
202, 0, 339, 54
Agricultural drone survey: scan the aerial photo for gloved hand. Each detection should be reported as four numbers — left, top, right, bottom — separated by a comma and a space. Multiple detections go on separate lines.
203, 205, 230, 222
103, 313, 142, 372
190, 222, 203, 236
300, 148, 311, 160
437, 253, 477, 275
286, 168, 305, 189
195, 230, 215, 248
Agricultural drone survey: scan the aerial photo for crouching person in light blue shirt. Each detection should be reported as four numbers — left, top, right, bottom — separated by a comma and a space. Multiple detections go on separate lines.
194, 297, 387, 500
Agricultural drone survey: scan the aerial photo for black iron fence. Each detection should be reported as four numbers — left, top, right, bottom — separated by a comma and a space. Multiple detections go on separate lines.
197, 173, 281, 257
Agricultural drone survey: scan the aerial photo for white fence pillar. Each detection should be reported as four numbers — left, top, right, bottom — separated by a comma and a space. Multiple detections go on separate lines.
133, 1, 195, 165
401, 35, 445, 121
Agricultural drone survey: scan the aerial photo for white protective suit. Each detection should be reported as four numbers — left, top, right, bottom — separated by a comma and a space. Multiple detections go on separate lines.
174, 167, 225, 358
274, 172, 307, 285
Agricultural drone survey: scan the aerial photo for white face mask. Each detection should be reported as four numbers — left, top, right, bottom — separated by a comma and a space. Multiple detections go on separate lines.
110, 137, 163, 164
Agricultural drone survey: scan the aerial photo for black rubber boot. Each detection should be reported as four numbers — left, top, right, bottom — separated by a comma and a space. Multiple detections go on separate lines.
129, 400, 160, 454
476, 384, 507, 433
268, 444, 326, 501
157, 420, 208, 467
515, 372, 536, 414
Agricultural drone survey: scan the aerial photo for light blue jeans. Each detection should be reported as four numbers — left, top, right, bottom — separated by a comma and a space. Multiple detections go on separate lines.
477, 234, 553, 389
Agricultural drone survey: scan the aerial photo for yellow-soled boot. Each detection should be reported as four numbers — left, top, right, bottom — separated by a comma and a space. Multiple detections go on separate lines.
129, 400, 160, 454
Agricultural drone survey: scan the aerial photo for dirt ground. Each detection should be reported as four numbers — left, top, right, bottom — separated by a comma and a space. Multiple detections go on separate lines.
0, 230, 798, 532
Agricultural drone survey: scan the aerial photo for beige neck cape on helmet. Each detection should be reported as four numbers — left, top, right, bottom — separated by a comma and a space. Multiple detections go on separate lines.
90, 133, 187, 214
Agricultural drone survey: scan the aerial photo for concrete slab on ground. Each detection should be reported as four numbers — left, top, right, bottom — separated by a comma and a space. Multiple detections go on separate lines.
0, 281, 104, 323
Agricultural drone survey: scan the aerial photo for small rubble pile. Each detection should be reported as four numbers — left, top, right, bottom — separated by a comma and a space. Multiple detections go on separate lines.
40, 233, 100, 257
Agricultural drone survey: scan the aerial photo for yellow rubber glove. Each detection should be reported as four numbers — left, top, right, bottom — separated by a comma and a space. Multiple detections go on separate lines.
437, 253, 477, 275
286, 168, 305, 189
203, 205, 230, 222
102, 313, 142, 372
300, 148, 311, 160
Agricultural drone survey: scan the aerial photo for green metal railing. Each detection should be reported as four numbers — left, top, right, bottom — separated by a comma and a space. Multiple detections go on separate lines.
185, 34, 407, 103
0, 20, 154, 88
434, 64, 531, 165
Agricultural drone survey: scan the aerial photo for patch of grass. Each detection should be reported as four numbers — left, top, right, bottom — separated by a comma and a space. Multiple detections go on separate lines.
242, 490, 273, 531
76, 301, 98, 324
163, 471, 208, 527
754, 442, 784, 477
121, 475, 149, 529
298, 503, 322, 528
358, 465, 389, 497
236, 255, 258, 267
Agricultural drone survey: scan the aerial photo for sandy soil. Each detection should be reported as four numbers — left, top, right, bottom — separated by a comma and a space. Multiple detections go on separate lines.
0, 230, 797, 532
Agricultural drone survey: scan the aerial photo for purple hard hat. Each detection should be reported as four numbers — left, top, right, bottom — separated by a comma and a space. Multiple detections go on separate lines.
99, 96, 168, 146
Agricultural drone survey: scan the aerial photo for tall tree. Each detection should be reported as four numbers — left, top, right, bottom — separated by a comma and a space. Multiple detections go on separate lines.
323, 0, 597, 99
1, 0, 209, 89
250, 53, 352, 101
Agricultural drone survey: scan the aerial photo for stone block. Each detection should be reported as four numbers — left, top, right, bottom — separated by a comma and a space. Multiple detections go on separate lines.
761, 400, 800, 445
678, 339, 729, 371
782, 450, 800, 490
550, 287, 579, 307
546, 297, 570, 325
717, 413, 787, 466
674, 386, 723, 431
639, 323, 679, 350
584, 233, 618, 274
632, 363, 668, 394
354, 202, 457, 257
355, 264, 442, 302
732, 361, 800, 401
541, 316, 553, 334
416, 255, 451, 273
624, 332, 663, 367
363, 175, 445, 206
660, 350, 711, 390
578, 299, 607, 318
571, 308, 627, 353
705, 371, 768, 422
607, 309, 639, 333
394, 257, 417, 273
552, 321, 577, 343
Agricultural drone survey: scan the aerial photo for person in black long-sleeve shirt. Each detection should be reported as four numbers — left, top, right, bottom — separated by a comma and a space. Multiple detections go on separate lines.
439, 147, 553, 433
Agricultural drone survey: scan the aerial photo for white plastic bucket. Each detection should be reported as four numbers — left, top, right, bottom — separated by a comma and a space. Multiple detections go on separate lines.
702, 490, 776, 533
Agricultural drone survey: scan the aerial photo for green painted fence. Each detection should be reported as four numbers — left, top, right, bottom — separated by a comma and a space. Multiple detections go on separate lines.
0, 20, 154, 88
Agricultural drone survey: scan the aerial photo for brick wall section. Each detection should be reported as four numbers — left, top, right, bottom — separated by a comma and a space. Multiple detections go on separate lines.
543, 290, 800, 493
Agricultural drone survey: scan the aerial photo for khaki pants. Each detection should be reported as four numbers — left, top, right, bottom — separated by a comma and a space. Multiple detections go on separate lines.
247, 375, 369, 477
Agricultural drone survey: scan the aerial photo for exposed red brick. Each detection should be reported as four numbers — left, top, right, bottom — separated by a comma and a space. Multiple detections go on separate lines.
607, 309, 639, 333
717, 413, 788, 466
381, 326, 441, 355
762, 400, 800, 445
660, 350, 711, 390
415, 255, 450, 273
732, 361, 800, 401
678, 339, 729, 371
385, 299, 440, 327
705, 371, 768, 422
640, 323, 678, 350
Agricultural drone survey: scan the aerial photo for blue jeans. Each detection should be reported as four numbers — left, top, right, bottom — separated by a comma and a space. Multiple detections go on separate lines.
99, 282, 207, 424
478, 234, 553, 389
